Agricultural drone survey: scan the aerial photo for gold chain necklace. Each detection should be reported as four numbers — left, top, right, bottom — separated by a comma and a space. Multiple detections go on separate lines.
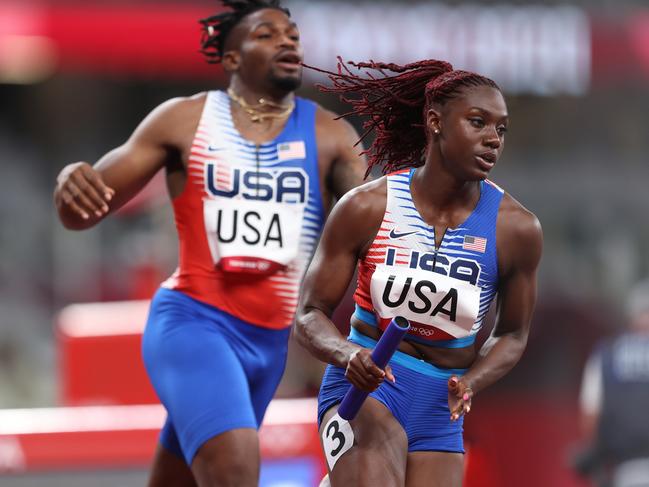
227, 88, 294, 123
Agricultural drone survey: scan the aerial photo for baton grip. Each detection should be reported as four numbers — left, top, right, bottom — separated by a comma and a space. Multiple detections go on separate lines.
338, 316, 410, 421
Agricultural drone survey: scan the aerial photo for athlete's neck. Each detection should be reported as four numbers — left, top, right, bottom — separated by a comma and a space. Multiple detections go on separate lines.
412, 162, 480, 211
228, 79, 295, 108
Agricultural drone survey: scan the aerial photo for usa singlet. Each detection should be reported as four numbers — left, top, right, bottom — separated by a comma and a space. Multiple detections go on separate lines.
162, 91, 325, 329
354, 168, 504, 347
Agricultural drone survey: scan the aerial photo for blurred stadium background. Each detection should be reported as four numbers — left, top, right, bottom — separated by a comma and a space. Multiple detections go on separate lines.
1, 0, 649, 485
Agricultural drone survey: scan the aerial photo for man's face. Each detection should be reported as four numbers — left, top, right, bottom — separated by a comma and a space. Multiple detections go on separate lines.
224, 8, 303, 92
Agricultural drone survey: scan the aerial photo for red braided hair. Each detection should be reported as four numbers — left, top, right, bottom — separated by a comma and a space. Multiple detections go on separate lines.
305, 58, 500, 177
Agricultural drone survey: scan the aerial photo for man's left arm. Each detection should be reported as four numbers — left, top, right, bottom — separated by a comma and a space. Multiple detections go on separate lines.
316, 107, 367, 200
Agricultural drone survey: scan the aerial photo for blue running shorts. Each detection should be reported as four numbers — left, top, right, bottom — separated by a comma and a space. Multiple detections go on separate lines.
142, 288, 290, 464
317, 327, 468, 453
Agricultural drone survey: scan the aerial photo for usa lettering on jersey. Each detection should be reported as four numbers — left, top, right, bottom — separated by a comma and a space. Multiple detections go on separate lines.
370, 248, 482, 339
385, 248, 481, 285
203, 164, 308, 274
206, 165, 307, 203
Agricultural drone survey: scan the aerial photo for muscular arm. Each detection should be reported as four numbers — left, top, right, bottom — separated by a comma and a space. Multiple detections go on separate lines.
54, 95, 202, 230
294, 180, 387, 390
315, 107, 367, 209
461, 197, 543, 395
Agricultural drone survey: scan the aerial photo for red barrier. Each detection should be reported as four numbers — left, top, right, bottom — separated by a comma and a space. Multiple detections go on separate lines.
56, 300, 156, 406
0, 399, 323, 475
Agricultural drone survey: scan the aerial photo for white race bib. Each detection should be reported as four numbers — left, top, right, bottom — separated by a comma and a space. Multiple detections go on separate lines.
370, 265, 481, 339
322, 413, 355, 472
203, 196, 305, 275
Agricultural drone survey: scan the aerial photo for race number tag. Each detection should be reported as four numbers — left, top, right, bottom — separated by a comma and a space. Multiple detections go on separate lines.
322, 413, 354, 471
370, 265, 481, 339
203, 196, 304, 274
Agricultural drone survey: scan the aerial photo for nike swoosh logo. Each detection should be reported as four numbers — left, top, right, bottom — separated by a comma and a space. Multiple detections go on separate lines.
389, 229, 420, 239
207, 145, 222, 152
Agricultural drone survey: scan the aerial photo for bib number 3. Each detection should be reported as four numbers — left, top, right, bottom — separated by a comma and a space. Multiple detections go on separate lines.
322, 413, 355, 471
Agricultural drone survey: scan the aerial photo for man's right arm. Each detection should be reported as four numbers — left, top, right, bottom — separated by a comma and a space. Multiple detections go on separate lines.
54, 95, 201, 230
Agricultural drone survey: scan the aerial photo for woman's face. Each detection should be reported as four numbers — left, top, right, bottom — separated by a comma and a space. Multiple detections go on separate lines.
435, 85, 509, 181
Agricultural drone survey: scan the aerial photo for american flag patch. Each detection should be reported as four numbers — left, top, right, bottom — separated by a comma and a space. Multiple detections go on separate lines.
463, 235, 487, 253
277, 141, 306, 161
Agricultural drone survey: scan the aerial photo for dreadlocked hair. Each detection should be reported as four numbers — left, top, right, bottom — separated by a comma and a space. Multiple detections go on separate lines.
199, 0, 290, 64
305, 58, 500, 177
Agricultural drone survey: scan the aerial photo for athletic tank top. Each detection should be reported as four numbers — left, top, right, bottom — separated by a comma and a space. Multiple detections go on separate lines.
162, 90, 325, 329
353, 168, 503, 347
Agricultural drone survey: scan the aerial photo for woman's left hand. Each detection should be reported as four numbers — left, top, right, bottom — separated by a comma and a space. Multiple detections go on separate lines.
447, 376, 473, 422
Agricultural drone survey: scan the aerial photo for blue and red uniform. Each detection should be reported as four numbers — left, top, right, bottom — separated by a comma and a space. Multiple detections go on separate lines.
143, 90, 325, 464
318, 168, 503, 453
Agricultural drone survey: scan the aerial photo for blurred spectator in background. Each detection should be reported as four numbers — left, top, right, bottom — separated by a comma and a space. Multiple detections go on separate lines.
575, 280, 649, 487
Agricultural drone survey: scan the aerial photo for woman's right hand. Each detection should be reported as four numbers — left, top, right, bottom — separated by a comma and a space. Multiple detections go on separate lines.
345, 347, 395, 392
54, 162, 115, 220
447, 375, 473, 422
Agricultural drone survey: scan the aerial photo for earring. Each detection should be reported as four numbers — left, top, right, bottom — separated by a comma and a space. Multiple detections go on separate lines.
434, 128, 440, 134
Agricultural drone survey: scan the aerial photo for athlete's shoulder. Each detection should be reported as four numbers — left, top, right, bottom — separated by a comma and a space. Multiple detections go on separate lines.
497, 191, 543, 271
324, 176, 386, 253
131, 92, 207, 147
332, 176, 386, 226
313, 103, 358, 138
313, 102, 336, 121
149, 92, 207, 121
338, 176, 387, 208
499, 192, 541, 237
